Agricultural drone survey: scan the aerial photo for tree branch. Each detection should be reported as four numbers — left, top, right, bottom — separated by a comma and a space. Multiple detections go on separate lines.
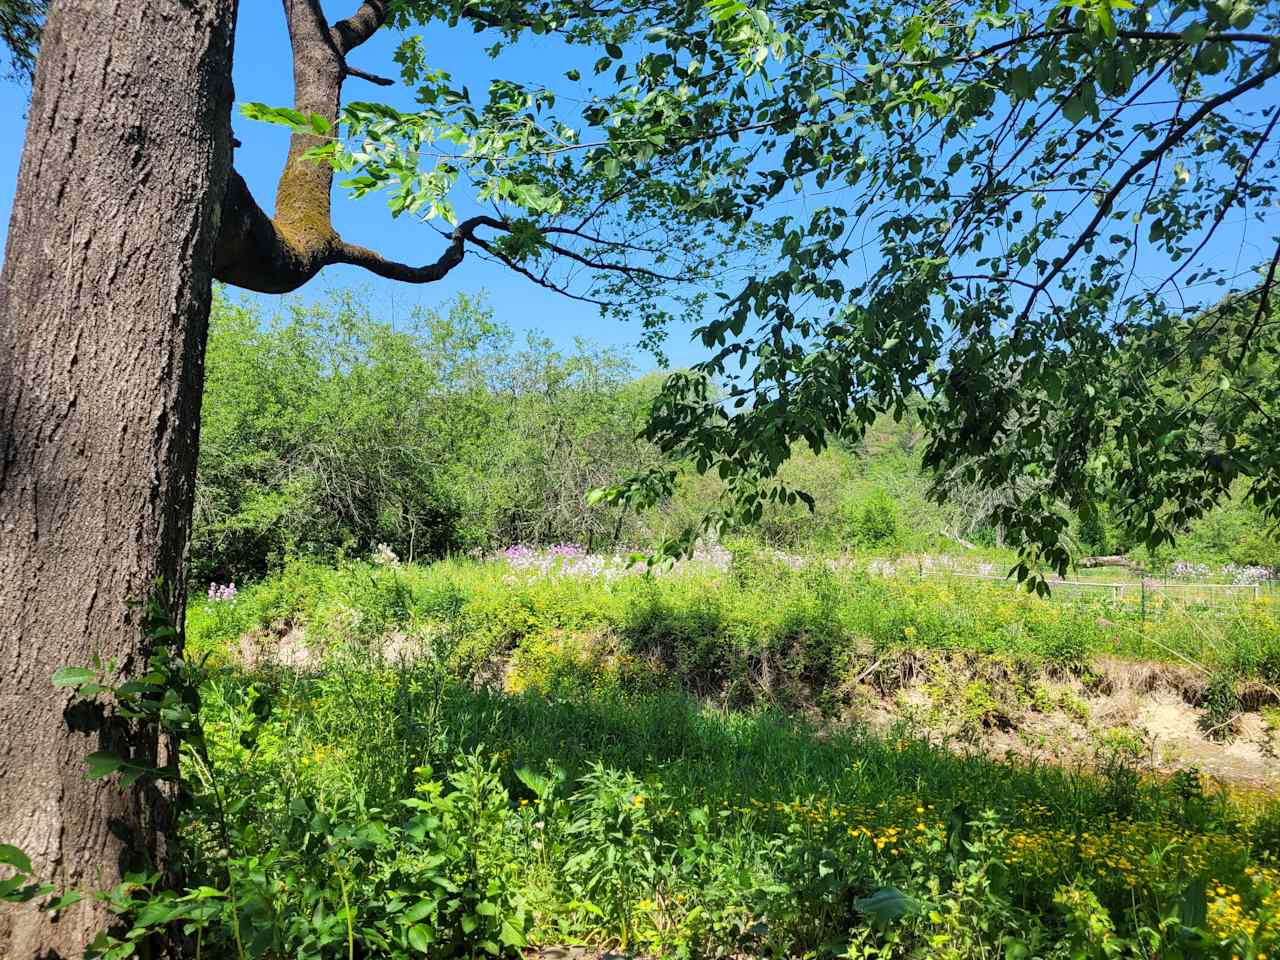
955, 27, 1279, 66
346, 64, 394, 86
1018, 60, 1280, 326
1157, 106, 1280, 303
329, 215, 502, 282
1238, 239, 1280, 366
331, 0, 389, 55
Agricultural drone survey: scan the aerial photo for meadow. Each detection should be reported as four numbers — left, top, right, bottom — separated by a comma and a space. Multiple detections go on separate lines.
37, 547, 1277, 958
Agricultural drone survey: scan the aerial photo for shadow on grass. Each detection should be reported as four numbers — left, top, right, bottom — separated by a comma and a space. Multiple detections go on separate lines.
220, 653, 1188, 832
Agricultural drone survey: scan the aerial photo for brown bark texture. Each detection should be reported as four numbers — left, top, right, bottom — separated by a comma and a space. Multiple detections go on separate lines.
0, 0, 236, 955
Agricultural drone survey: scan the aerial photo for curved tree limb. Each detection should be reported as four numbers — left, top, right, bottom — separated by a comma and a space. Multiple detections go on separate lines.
330, 216, 502, 282
212, 0, 651, 296
212, 0, 477, 294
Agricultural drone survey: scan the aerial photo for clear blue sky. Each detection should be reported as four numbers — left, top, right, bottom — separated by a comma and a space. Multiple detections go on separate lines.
0, 3, 694, 370
2, 8, 1276, 372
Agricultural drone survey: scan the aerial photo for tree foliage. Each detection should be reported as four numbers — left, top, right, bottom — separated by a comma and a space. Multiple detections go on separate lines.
0, 0, 42, 80
225, 0, 1280, 578
193, 290, 660, 581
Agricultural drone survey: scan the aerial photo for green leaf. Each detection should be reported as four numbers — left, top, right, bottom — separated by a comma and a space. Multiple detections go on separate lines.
854, 888, 921, 925
1062, 93, 1089, 124
1095, 4, 1115, 40
1180, 878, 1207, 930
1009, 67, 1032, 99
0, 844, 33, 874
134, 899, 179, 928
1180, 22, 1209, 44
500, 920, 525, 947
605, 42, 623, 59
47, 890, 84, 914
52, 667, 95, 688
85, 752, 125, 781
901, 18, 923, 52
407, 924, 432, 952
402, 899, 435, 923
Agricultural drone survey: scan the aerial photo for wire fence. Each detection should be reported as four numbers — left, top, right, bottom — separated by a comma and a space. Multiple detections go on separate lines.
864, 557, 1279, 613
938, 572, 1277, 609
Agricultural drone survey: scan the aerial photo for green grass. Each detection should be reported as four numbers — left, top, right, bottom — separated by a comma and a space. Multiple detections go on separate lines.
188, 553, 1280, 692
110, 553, 1280, 957
94, 644, 1280, 959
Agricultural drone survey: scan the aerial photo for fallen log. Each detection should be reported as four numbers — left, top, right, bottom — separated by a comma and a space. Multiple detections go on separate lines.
1078, 555, 1139, 570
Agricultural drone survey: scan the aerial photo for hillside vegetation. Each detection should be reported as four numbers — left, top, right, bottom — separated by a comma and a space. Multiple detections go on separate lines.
23, 291, 1280, 958
63, 549, 1274, 958
197, 289, 1280, 583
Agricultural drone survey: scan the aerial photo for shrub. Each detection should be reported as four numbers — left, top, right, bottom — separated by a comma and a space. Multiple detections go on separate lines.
852, 490, 901, 549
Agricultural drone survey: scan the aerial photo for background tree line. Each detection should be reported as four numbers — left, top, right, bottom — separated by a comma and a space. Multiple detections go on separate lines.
194, 289, 663, 581
195, 287, 1280, 584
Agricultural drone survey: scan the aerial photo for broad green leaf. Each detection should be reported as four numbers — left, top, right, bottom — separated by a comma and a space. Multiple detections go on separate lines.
52, 667, 95, 688
407, 925, 431, 952
0, 844, 33, 874
855, 888, 921, 925
84, 752, 125, 781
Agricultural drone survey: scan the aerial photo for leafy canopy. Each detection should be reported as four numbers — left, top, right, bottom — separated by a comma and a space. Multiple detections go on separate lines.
0, 0, 43, 80
243, 0, 1280, 577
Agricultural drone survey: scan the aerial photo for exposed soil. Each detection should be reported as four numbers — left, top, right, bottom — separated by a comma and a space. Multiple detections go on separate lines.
846, 654, 1280, 792
231, 623, 1280, 792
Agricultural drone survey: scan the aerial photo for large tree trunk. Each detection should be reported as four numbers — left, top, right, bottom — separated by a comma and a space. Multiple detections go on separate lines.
0, 1, 237, 955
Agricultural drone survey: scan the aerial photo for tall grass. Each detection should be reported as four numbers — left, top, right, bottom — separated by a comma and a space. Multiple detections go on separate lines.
133, 641, 1280, 959
188, 554, 1280, 693
48, 555, 1278, 957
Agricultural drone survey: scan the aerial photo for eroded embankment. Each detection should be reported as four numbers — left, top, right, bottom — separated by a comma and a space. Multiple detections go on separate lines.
839, 649, 1280, 790
231, 617, 1280, 792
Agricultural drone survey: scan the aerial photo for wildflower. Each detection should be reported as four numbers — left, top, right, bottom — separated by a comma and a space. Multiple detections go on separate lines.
207, 581, 237, 601
371, 543, 400, 566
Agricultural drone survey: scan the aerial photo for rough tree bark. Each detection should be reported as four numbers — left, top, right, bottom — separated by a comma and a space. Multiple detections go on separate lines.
0, 0, 237, 955
1, 0, 613, 953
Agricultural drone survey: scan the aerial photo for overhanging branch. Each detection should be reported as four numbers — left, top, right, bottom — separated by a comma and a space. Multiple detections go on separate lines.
330, 216, 502, 282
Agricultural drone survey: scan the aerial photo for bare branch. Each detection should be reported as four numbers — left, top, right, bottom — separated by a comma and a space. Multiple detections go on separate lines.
346, 64, 394, 86
1018, 60, 1280, 326
1157, 106, 1280, 302
954, 27, 1279, 66
329, 215, 502, 282
469, 235, 610, 306
1238, 239, 1280, 366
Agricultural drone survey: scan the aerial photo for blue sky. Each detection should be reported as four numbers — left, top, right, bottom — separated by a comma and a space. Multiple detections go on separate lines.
0, 3, 693, 370
2, 7, 1277, 376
